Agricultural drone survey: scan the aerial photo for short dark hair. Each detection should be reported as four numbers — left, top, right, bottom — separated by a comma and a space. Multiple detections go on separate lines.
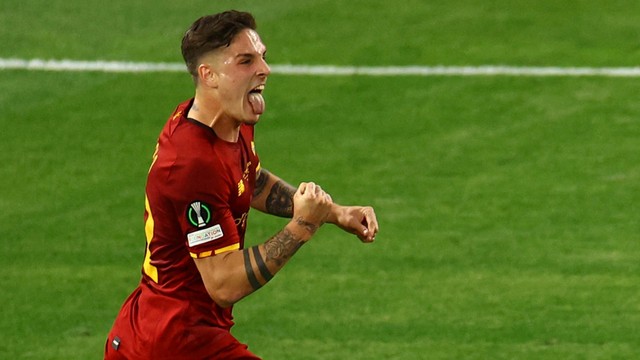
181, 10, 257, 80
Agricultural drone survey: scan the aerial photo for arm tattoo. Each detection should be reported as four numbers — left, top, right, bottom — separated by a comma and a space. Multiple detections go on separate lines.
243, 248, 262, 290
294, 216, 318, 234
245, 232, 300, 290
264, 228, 303, 266
266, 181, 295, 218
251, 246, 274, 282
253, 168, 270, 197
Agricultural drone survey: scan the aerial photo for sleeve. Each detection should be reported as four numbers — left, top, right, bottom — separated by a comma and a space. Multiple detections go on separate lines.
171, 153, 241, 259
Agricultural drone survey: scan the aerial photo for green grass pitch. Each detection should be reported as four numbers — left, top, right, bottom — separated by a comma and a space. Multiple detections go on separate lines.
1, 1, 640, 359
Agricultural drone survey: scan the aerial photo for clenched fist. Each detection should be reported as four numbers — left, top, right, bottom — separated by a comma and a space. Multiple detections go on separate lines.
291, 182, 333, 234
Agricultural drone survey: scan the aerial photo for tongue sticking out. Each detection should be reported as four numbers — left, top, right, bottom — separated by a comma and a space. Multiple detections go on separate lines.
248, 92, 265, 115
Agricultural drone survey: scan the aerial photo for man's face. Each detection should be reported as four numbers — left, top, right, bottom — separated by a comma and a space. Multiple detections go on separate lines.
207, 28, 270, 124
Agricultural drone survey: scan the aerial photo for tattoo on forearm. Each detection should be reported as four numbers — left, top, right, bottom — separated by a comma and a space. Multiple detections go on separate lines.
243, 248, 262, 290
266, 181, 295, 218
264, 228, 303, 266
295, 216, 318, 234
251, 246, 274, 282
253, 169, 270, 197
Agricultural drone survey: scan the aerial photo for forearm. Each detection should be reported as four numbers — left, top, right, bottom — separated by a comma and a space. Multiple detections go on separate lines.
253, 169, 376, 242
194, 219, 313, 307
252, 168, 295, 217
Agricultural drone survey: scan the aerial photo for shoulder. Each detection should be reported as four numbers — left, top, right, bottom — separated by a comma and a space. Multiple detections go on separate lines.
155, 122, 232, 189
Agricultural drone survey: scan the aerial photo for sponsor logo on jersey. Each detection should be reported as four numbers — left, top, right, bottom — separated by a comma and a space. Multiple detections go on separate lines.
187, 224, 224, 247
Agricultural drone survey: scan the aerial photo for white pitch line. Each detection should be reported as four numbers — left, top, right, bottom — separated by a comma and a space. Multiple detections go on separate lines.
2, 58, 640, 77
0, 58, 186, 73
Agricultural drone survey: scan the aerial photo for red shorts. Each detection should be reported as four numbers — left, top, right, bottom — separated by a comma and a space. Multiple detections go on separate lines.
104, 325, 260, 360
104, 286, 260, 360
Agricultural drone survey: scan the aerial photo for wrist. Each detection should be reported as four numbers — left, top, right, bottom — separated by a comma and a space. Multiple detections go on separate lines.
325, 203, 341, 225
286, 217, 319, 242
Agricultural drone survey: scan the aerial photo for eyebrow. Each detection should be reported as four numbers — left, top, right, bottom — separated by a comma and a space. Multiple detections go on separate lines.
235, 50, 267, 59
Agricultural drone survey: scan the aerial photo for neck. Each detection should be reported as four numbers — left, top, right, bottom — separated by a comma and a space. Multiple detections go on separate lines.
188, 94, 241, 142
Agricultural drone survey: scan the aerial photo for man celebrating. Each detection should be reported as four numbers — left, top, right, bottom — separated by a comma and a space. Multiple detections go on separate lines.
105, 10, 378, 359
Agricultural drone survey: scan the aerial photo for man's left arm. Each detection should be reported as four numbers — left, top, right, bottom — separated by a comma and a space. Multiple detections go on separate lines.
252, 167, 295, 217
252, 168, 379, 242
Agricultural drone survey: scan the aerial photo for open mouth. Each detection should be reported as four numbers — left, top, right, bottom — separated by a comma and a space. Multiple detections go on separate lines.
247, 85, 265, 115
249, 84, 264, 94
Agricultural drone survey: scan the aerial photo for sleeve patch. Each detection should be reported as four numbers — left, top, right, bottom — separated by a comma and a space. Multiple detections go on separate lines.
187, 224, 224, 247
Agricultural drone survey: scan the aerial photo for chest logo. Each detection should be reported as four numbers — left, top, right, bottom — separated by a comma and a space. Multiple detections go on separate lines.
237, 180, 245, 197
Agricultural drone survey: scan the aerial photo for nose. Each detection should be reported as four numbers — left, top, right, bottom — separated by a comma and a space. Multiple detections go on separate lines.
258, 57, 271, 77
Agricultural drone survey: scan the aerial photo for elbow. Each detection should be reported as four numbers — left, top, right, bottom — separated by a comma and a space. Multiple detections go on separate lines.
194, 253, 251, 308
204, 282, 247, 309
210, 290, 238, 309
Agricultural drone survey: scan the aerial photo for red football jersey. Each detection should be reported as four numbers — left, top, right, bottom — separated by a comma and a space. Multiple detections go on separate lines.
106, 99, 261, 359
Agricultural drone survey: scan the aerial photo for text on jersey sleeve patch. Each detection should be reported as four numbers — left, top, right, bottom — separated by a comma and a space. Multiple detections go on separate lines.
187, 224, 224, 247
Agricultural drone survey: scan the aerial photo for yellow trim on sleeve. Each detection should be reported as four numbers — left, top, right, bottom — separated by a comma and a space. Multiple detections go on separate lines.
190, 243, 240, 259
190, 251, 213, 259
215, 243, 241, 254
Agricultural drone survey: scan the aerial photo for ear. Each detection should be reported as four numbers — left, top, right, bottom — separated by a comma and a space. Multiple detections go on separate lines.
197, 63, 219, 88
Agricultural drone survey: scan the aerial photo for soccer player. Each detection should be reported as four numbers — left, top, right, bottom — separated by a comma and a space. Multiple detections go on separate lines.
104, 10, 378, 360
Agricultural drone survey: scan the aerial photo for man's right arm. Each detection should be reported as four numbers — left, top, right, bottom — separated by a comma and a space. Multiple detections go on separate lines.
194, 182, 331, 308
